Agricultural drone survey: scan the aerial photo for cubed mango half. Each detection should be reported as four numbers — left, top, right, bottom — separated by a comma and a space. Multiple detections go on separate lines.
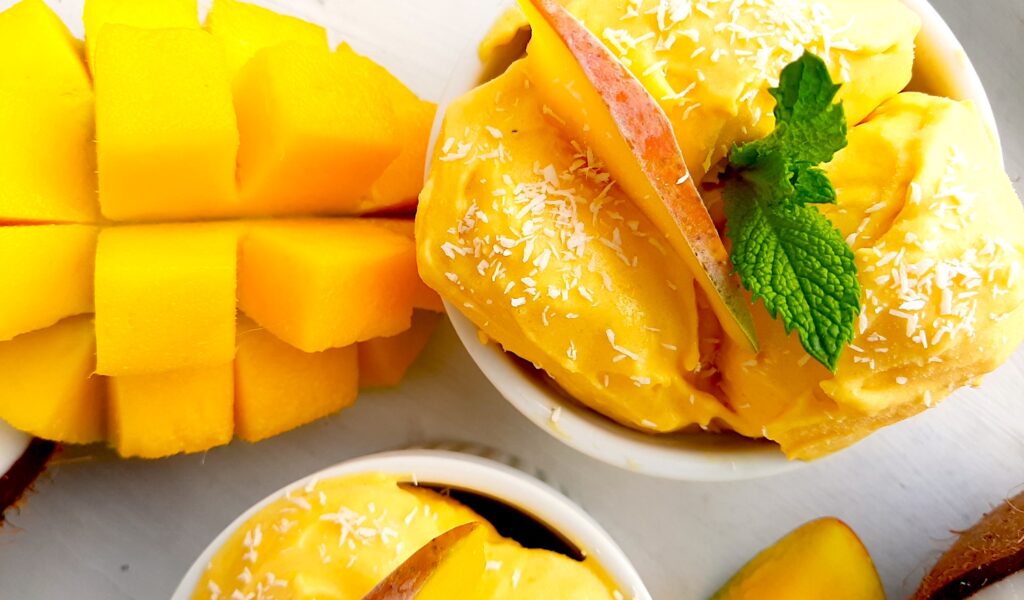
0, 316, 106, 445
109, 363, 234, 458
0, 225, 97, 342
0, 0, 90, 92
238, 220, 418, 353
94, 25, 239, 221
83, 0, 198, 69
235, 315, 358, 443
95, 224, 239, 376
233, 42, 400, 216
359, 311, 442, 388
205, 0, 327, 79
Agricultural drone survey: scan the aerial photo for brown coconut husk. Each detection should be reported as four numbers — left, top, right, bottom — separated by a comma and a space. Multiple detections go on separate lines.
914, 491, 1024, 599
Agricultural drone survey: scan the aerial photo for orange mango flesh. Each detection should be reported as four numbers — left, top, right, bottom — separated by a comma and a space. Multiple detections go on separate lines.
83, 0, 198, 69
363, 218, 445, 312
712, 518, 885, 600
238, 220, 418, 353
109, 363, 234, 459
0, 0, 98, 224
234, 315, 358, 443
0, 316, 106, 445
205, 0, 327, 80
0, 225, 97, 342
94, 224, 239, 376
359, 311, 442, 388
233, 42, 400, 216
94, 25, 239, 222
519, 0, 757, 352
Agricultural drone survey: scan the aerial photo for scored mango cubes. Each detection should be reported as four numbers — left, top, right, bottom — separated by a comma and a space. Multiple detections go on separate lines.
205, 0, 328, 79
0, 316, 106, 445
359, 311, 441, 388
235, 315, 358, 443
109, 363, 234, 458
94, 25, 239, 221
95, 224, 239, 376
239, 220, 419, 353
233, 42, 400, 215
83, 0, 199, 68
0, 225, 97, 342
0, 0, 98, 224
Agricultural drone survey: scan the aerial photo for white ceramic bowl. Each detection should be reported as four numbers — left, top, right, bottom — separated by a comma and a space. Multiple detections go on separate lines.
173, 449, 651, 600
435, 0, 1002, 482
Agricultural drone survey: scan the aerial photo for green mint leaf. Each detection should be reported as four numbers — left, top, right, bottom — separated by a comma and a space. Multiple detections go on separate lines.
723, 52, 859, 371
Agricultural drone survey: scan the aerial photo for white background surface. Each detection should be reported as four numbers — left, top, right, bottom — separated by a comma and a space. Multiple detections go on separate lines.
0, 1, 1022, 598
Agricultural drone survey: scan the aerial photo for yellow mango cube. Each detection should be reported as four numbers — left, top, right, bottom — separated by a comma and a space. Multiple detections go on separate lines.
83, 0, 198, 68
0, 225, 97, 342
205, 0, 327, 79
363, 218, 445, 311
359, 311, 441, 388
0, 316, 106, 444
238, 220, 418, 353
233, 42, 400, 216
94, 25, 239, 221
109, 363, 234, 458
95, 224, 239, 376
235, 315, 358, 443
0, 0, 98, 224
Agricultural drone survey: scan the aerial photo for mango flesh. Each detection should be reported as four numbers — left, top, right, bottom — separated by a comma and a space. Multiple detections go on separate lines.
204, 0, 327, 79
712, 518, 885, 600
0, 0, 98, 224
109, 363, 234, 459
0, 225, 97, 342
83, 0, 198, 68
94, 25, 239, 221
233, 42, 400, 216
363, 218, 445, 312
359, 311, 441, 388
235, 315, 358, 443
94, 224, 239, 376
238, 220, 418, 353
0, 316, 105, 445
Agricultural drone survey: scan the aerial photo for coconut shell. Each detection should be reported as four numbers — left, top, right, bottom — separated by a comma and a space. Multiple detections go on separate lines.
914, 491, 1024, 599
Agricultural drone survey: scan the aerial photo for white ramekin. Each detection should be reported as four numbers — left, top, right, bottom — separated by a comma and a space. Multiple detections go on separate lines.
0, 423, 29, 479
173, 449, 652, 600
435, 0, 1002, 482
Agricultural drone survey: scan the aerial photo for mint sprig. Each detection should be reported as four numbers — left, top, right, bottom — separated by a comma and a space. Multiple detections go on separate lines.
723, 52, 860, 372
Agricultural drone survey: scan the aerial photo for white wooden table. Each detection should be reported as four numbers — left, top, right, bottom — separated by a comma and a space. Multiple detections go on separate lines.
0, 1, 1021, 598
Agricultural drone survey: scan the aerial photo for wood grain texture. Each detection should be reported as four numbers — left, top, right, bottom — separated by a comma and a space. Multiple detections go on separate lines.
0, 1, 1020, 599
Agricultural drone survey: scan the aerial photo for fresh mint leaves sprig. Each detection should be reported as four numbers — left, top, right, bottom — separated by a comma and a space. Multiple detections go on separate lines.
723, 52, 860, 372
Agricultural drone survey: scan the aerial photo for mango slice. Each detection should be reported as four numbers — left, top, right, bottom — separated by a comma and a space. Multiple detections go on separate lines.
94, 25, 239, 221
359, 311, 441, 388
83, 0, 198, 68
0, 225, 97, 342
238, 220, 418, 353
109, 363, 234, 459
0, 316, 105, 445
233, 42, 400, 216
712, 518, 885, 600
364, 218, 445, 312
235, 315, 358, 443
363, 523, 487, 600
95, 224, 239, 376
205, 0, 327, 79
0, 0, 98, 224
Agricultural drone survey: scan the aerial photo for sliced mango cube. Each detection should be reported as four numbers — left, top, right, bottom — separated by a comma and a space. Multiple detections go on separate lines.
363, 218, 445, 312
83, 0, 198, 68
0, 316, 106, 444
233, 42, 400, 216
235, 315, 358, 443
238, 220, 418, 353
109, 363, 234, 458
94, 25, 239, 221
0, 0, 98, 224
95, 224, 239, 376
0, 225, 97, 342
359, 311, 442, 388
205, 0, 327, 79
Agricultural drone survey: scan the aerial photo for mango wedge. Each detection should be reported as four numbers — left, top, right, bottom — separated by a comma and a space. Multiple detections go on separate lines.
358, 311, 441, 388
519, 0, 758, 352
713, 518, 885, 600
362, 523, 486, 600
